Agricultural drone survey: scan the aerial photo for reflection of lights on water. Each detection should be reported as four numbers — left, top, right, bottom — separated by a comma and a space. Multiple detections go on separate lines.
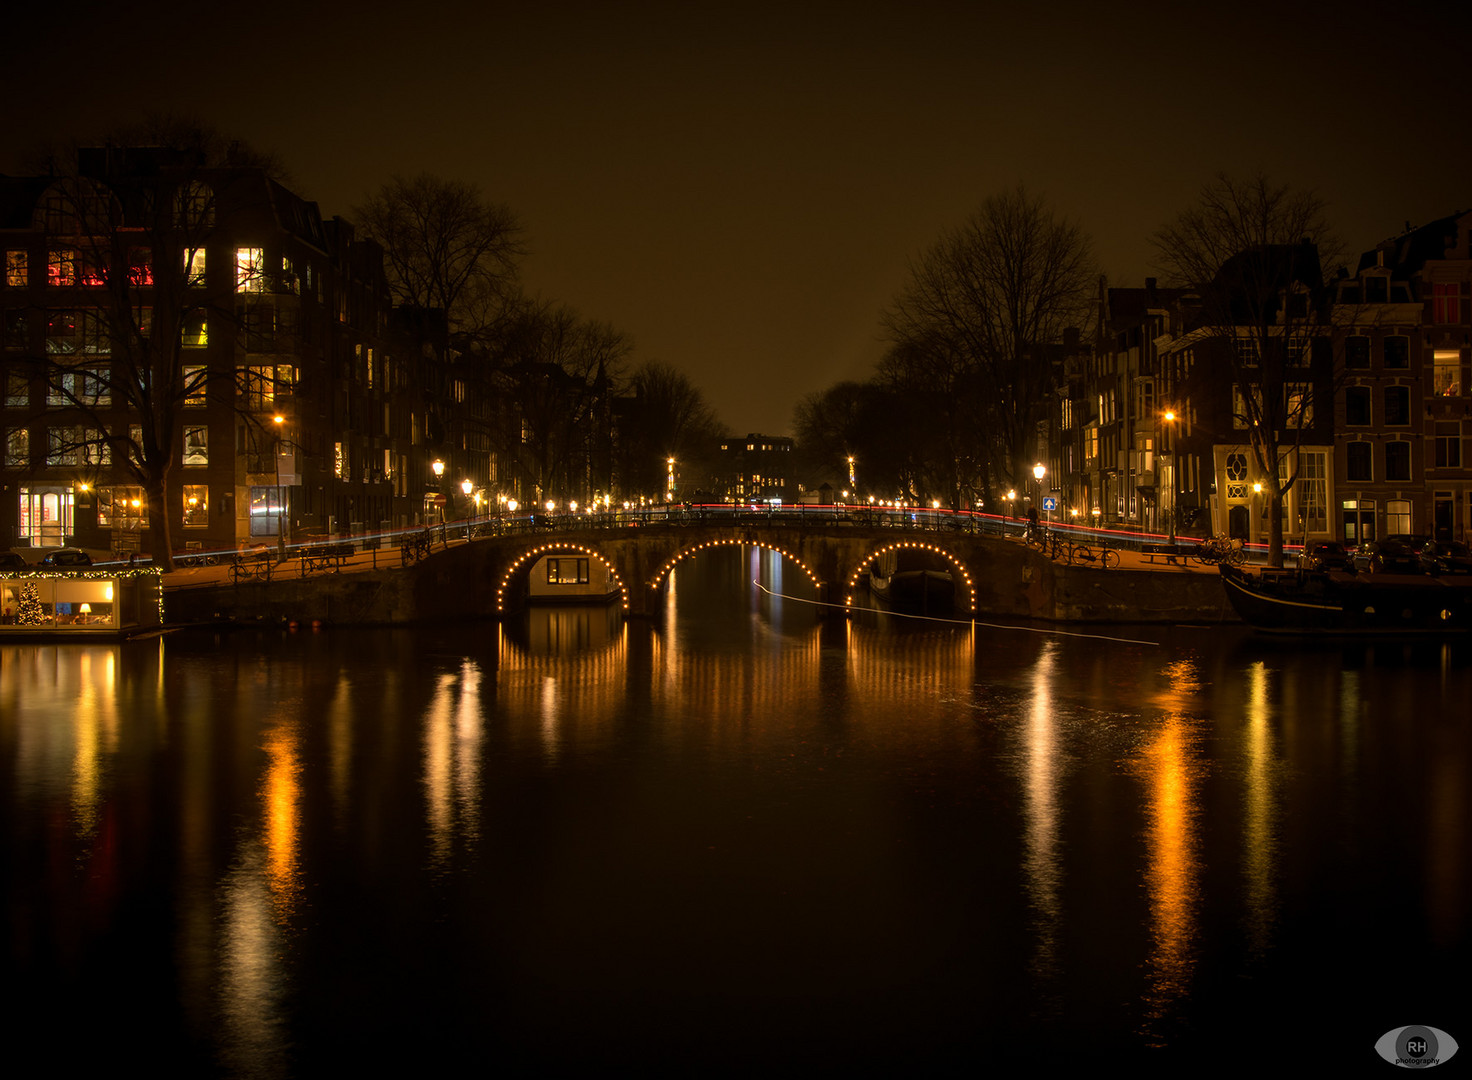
1135, 658, 1204, 1032
1022, 643, 1063, 978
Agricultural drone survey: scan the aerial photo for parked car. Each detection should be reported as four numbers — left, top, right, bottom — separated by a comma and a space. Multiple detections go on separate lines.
1297, 540, 1352, 572
0, 550, 29, 570
1418, 539, 1472, 576
1349, 537, 1423, 575
39, 547, 93, 568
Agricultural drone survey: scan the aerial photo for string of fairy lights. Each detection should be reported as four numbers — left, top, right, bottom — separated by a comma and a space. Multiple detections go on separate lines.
495, 543, 630, 613
843, 540, 977, 614
647, 538, 822, 596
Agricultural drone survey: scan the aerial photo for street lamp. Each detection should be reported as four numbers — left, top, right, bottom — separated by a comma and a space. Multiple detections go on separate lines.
1161, 410, 1177, 545
667, 457, 676, 502
1033, 462, 1046, 529
847, 455, 856, 489
273, 415, 287, 558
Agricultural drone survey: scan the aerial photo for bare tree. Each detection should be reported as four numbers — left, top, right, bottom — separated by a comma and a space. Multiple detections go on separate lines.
487, 302, 628, 503
616, 362, 725, 499
1152, 174, 1343, 566
355, 175, 524, 335
884, 186, 1094, 498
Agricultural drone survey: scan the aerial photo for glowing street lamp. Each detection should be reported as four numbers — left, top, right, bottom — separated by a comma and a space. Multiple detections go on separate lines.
667, 457, 676, 502
1032, 462, 1046, 529
1161, 409, 1177, 544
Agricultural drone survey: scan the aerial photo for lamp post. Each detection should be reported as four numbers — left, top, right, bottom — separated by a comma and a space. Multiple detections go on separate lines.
273, 415, 287, 560
431, 459, 445, 524
461, 478, 474, 527
667, 457, 676, 502
847, 455, 856, 490
1033, 462, 1046, 530
1162, 410, 1176, 545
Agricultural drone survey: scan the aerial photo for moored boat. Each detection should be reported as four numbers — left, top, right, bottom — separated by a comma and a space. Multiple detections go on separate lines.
1219, 563, 1472, 635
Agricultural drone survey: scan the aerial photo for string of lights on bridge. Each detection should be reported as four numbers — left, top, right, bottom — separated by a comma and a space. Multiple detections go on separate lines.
649, 538, 822, 595
844, 541, 978, 614
496, 543, 630, 613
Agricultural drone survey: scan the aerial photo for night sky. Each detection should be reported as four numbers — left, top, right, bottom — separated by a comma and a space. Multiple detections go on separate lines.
11, 1, 1472, 434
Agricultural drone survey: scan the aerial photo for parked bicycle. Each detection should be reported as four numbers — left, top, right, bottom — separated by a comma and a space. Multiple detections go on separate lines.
1192, 534, 1246, 566
1067, 542, 1119, 569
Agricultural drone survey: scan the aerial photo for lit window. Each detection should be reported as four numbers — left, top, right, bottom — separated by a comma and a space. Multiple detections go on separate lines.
183, 425, 208, 467
1433, 350, 1461, 396
4, 428, 26, 467
236, 248, 264, 292
1386, 499, 1411, 535
184, 248, 207, 287
182, 485, 209, 527
184, 366, 207, 406
5, 250, 25, 287
182, 311, 208, 347
48, 250, 75, 287
47, 426, 80, 466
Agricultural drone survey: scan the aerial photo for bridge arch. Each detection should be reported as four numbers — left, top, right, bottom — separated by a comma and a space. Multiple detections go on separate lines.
843, 539, 978, 614
496, 541, 630, 613
646, 537, 825, 596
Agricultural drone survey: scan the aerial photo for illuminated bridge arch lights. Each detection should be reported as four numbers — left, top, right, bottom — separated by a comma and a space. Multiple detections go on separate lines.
496, 543, 630, 612
843, 541, 976, 613
646, 538, 823, 593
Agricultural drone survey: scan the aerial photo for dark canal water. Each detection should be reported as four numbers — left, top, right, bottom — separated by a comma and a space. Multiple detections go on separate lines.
3, 546, 1468, 1073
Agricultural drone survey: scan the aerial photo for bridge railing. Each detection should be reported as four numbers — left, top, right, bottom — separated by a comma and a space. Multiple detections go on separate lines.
153, 503, 1254, 569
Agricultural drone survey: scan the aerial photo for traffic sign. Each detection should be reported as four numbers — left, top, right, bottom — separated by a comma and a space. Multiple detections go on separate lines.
1042, 496, 1057, 511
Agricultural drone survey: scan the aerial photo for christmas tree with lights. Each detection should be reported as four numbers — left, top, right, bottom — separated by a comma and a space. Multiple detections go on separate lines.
18, 582, 44, 625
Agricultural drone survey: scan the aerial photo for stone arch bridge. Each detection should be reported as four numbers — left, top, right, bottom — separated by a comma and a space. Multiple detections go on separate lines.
409, 519, 1047, 619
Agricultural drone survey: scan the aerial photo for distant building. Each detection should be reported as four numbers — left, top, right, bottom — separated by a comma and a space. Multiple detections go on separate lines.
716, 434, 796, 504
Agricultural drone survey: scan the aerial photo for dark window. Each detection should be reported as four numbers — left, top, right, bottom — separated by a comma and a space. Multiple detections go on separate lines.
1345, 386, 1371, 426
1346, 442, 1372, 482
1435, 422, 1462, 468
1344, 336, 1370, 368
1385, 441, 1411, 481
1384, 336, 1409, 369
1384, 385, 1410, 426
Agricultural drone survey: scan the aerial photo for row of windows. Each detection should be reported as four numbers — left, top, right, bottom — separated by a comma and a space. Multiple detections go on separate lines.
1344, 429, 1462, 482
3, 246, 311, 298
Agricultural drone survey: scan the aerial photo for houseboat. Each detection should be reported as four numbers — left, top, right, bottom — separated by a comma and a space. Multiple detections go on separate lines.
0, 566, 164, 637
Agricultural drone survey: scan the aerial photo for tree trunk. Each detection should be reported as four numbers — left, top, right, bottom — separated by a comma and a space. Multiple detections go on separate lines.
146, 475, 176, 572
1268, 490, 1285, 568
